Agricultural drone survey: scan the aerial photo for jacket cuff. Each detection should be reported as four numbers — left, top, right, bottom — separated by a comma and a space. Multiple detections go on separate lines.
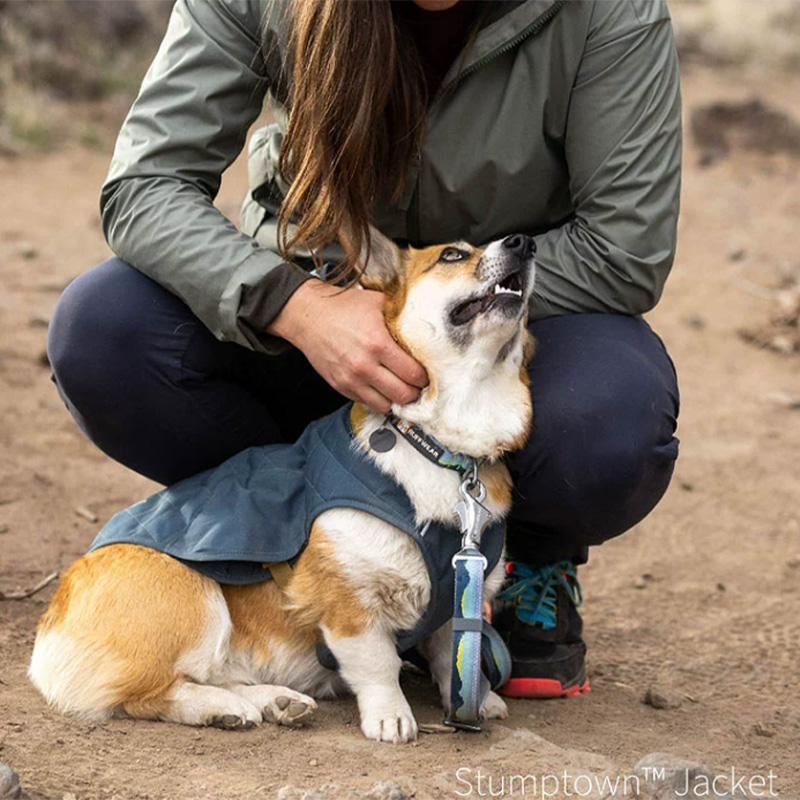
237, 261, 313, 355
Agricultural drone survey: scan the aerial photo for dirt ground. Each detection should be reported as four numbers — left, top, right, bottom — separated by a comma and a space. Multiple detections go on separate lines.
1, 65, 799, 800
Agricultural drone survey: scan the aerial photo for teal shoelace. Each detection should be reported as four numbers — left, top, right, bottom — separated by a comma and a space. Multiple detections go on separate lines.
496, 560, 583, 629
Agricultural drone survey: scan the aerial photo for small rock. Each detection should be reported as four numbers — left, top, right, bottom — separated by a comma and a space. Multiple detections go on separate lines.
634, 753, 714, 800
28, 317, 49, 329
19, 244, 38, 260
418, 722, 455, 734
680, 482, 695, 492
684, 314, 706, 330
63, 794, 78, 800
728, 248, 747, 262
716, 582, 726, 592
74, 506, 99, 524
753, 722, 778, 738
0, 526, 8, 535
786, 556, 800, 569
768, 391, 800, 410
0, 763, 21, 800
309, 758, 319, 767
635, 577, 648, 590
277, 787, 336, 800
363, 783, 411, 800
643, 684, 683, 710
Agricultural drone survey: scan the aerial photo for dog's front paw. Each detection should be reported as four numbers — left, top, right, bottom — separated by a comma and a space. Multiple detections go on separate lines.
481, 690, 508, 720
360, 693, 418, 743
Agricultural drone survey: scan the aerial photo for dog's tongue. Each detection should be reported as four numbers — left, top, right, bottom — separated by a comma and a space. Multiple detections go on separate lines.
454, 292, 496, 325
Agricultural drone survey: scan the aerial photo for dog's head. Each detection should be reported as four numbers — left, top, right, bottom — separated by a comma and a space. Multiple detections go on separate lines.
359, 229, 535, 374
357, 229, 536, 457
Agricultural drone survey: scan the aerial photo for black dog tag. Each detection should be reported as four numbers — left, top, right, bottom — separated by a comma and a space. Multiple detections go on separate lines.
369, 427, 397, 453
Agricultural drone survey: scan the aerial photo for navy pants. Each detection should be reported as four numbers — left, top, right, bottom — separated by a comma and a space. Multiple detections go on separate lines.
48, 258, 680, 566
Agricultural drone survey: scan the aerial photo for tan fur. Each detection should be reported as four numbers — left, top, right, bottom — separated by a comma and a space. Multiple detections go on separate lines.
349, 402, 370, 435
222, 580, 317, 663
285, 525, 371, 641
34, 545, 212, 718
483, 463, 513, 508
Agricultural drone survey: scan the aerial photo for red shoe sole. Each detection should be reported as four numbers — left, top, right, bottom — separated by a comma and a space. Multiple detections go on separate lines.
500, 677, 591, 699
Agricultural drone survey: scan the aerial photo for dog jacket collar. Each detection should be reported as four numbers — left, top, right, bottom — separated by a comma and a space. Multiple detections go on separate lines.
89, 404, 505, 660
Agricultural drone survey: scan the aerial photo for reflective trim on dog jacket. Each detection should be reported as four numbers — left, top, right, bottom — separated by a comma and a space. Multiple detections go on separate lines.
89, 404, 505, 656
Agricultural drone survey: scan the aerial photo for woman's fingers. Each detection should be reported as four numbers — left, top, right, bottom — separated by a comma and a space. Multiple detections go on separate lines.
369, 366, 422, 408
379, 338, 429, 389
357, 385, 394, 415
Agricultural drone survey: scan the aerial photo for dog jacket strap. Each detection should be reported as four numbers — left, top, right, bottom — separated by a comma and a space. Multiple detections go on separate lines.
262, 560, 293, 590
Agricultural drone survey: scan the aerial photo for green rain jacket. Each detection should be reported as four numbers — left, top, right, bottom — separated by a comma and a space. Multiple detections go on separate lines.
100, 0, 681, 355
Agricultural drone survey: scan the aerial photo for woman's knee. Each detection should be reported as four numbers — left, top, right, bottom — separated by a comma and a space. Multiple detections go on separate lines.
509, 350, 680, 544
48, 258, 184, 409
511, 414, 678, 545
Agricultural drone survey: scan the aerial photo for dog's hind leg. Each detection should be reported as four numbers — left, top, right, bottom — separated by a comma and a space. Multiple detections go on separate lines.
127, 680, 262, 729
225, 684, 317, 728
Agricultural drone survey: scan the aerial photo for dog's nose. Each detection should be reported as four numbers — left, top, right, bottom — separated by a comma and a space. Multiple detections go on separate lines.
502, 234, 536, 260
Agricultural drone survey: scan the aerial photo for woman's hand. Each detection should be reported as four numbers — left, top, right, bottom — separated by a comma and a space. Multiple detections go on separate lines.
267, 279, 428, 413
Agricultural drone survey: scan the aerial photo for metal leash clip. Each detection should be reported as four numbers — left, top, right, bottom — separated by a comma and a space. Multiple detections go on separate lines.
454, 462, 493, 551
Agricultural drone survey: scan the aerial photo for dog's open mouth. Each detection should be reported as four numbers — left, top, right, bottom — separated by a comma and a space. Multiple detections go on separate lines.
450, 271, 524, 326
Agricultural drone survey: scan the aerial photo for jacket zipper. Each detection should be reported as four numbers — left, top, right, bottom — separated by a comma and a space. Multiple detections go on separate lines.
443, 0, 567, 95
405, 0, 567, 245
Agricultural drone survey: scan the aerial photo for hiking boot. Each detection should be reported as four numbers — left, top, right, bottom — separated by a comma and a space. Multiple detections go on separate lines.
493, 560, 591, 699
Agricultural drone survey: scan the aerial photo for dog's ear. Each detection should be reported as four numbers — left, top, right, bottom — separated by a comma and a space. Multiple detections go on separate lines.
357, 226, 403, 291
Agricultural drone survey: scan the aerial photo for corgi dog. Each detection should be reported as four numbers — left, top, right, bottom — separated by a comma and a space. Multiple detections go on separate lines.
29, 229, 536, 744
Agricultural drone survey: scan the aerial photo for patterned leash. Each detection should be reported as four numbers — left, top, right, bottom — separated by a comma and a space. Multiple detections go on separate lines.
444, 467, 512, 731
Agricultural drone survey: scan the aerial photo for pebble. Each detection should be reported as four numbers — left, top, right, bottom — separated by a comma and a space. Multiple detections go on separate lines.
0, 526, 8, 535
0, 763, 21, 800
684, 314, 706, 330
753, 722, 778, 738
634, 753, 714, 799
275, 782, 411, 800
364, 785, 411, 800
643, 684, 683, 710
74, 506, 99, 524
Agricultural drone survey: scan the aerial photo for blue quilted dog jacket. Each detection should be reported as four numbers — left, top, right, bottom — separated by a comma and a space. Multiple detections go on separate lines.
89, 404, 505, 657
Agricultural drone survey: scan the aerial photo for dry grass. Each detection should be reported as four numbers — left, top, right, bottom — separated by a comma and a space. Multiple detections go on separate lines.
0, 0, 172, 153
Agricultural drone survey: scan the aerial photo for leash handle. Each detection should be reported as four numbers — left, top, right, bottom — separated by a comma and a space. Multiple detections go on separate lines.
445, 546, 487, 731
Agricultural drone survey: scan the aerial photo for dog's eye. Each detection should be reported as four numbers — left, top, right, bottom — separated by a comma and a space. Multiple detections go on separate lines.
439, 247, 465, 263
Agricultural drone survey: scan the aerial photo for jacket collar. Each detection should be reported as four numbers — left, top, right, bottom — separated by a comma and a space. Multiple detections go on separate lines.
440, 0, 564, 89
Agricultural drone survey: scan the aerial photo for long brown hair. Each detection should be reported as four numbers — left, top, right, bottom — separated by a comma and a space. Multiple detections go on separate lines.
277, 1, 428, 281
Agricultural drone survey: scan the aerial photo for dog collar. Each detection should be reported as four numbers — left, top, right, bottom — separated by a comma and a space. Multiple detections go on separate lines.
370, 414, 477, 475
